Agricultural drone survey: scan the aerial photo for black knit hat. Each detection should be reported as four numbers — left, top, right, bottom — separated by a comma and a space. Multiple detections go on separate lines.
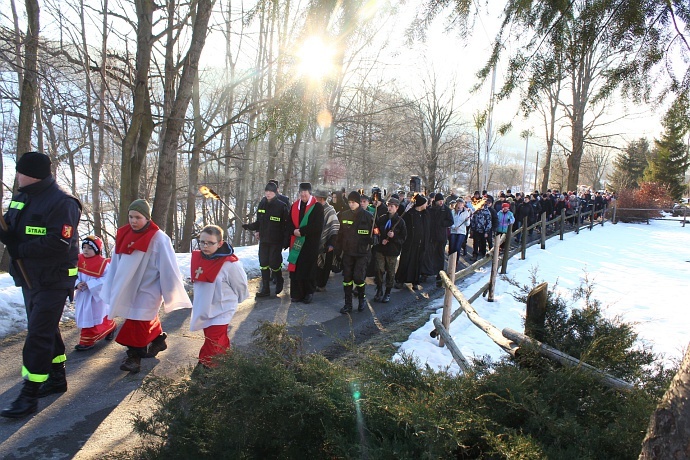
434, 193, 444, 203
265, 182, 278, 193
299, 182, 312, 192
82, 235, 103, 254
347, 191, 361, 203
16, 151, 51, 180
414, 194, 427, 207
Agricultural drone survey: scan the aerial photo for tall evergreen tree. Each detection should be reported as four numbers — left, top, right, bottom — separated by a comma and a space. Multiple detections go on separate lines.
645, 97, 690, 200
609, 138, 649, 192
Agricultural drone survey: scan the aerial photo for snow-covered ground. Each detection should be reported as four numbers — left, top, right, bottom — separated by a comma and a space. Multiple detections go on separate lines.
395, 218, 690, 372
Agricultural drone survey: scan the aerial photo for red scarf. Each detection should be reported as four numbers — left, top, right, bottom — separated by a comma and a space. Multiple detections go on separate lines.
115, 221, 160, 255
190, 250, 238, 283
78, 254, 110, 277
288, 196, 316, 272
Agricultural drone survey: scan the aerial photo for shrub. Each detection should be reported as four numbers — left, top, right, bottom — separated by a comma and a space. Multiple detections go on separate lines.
615, 182, 674, 222
131, 285, 673, 459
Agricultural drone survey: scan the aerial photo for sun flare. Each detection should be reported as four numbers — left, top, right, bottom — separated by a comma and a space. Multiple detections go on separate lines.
296, 36, 336, 80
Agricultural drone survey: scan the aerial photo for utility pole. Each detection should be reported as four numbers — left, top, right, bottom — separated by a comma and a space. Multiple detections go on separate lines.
534, 149, 540, 192
521, 129, 531, 194
482, 66, 497, 191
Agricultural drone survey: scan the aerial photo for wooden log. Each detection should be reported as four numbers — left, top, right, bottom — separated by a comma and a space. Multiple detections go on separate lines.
524, 282, 548, 342
440, 272, 518, 356
488, 233, 503, 302
433, 317, 471, 373
540, 212, 547, 249
502, 328, 634, 391
439, 256, 457, 347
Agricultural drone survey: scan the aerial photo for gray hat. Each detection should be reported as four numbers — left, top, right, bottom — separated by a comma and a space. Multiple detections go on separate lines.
313, 189, 328, 198
386, 197, 400, 206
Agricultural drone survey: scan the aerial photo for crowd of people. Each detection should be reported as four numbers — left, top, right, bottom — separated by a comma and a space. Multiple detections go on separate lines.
0, 152, 614, 419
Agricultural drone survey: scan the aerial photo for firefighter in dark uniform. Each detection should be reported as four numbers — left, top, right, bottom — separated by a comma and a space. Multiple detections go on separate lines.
243, 181, 289, 297
336, 191, 374, 314
0, 152, 82, 418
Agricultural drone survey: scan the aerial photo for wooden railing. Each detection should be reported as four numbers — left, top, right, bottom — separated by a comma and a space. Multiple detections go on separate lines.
430, 206, 635, 390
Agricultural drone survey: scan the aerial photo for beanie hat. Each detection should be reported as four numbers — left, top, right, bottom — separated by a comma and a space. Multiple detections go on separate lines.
360, 194, 370, 202
502, 202, 511, 209
414, 194, 427, 207
298, 182, 312, 192
82, 235, 103, 254
128, 199, 151, 220
434, 193, 444, 203
347, 191, 361, 203
16, 151, 52, 180
386, 197, 400, 206
265, 182, 278, 193
268, 179, 279, 187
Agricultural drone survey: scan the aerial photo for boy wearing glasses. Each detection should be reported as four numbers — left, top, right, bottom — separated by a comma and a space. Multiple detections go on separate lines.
102, 199, 192, 373
190, 225, 249, 373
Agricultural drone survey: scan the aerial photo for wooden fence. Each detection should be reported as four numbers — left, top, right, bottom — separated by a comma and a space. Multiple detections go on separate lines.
431, 207, 635, 390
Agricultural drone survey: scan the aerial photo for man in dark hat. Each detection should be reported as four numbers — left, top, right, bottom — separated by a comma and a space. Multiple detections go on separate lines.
268, 179, 289, 207
423, 193, 454, 287
0, 152, 82, 418
374, 197, 407, 302
335, 190, 373, 313
243, 182, 290, 298
287, 182, 324, 303
395, 194, 429, 290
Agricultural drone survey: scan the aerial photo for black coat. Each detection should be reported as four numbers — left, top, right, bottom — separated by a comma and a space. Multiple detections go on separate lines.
376, 212, 407, 257
288, 199, 324, 280
1, 176, 82, 289
427, 204, 454, 242
396, 208, 429, 283
516, 201, 535, 224
245, 196, 289, 246
336, 206, 374, 258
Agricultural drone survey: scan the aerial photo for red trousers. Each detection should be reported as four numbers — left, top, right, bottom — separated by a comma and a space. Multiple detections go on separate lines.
79, 316, 117, 346
115, 316, 162, 348
199, 324, 230, 367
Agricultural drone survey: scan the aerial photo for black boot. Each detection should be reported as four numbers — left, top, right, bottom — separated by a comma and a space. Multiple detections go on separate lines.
120, 347, 143, 373
340, 285, 353, 314
256, 269, 271, 298
274, 270, 284, 295
1, 380, 40, 418
382, 287, 391, 303
357, 286, 367, 312
145, 332, 168, 358
374, 285, 383, 302
37, 362, 67, 398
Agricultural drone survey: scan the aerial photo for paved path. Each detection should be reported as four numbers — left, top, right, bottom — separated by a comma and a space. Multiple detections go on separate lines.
0, 270, 450, 459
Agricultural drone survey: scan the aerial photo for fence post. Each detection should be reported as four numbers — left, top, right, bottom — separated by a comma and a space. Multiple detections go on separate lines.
488, 234, 502, 302
540, 212, 546, 249
521, 216, 528, 259
613, 203, 617, 224
684, 206, 687, 228
601, 207, 605, 226
525, 282, 548, 342
576, 206, 581, 234
439, 255, 457, 348
500, 224, 513, 274
589, 211, 594, 231
560, 208, 565, 240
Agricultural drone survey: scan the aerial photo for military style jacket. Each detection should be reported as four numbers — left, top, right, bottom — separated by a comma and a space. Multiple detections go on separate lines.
2, 176, 82, 289
336, 207, 374, 258
246, 196, 290, 246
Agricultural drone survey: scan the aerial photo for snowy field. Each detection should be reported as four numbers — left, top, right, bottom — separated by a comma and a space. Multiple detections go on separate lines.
395, 218, 690, 372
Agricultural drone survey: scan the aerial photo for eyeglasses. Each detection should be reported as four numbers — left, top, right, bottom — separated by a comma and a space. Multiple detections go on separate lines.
198, 240, 219, 247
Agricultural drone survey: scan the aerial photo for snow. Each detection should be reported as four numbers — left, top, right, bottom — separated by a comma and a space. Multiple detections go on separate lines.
394, 219, 690, 373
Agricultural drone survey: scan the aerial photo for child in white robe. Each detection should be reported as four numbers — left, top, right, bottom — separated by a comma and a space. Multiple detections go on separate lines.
190, 225, 248, 374
74, 235, 116, 350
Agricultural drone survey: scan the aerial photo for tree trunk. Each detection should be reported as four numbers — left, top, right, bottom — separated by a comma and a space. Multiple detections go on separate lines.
16, 0, 40, 157
93, 0, 109, 239
639, 344, 690, 459
151, 0, 215, 230
180, 68, 202, 252
119, 0, 155, 226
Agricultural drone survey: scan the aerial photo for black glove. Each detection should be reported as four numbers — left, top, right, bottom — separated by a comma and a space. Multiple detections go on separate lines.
4, 234, 20, 259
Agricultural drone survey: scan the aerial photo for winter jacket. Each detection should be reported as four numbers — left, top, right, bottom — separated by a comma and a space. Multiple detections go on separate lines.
496, 210, 516, 233
516, 201, 536, 225
428, 203, 454, 242
450, 208, 471, 235
471, 207, 492, 233
245, 196, 290, 246
1, 176, 82, 289
336, 206, 374, 257
376, 212, 407, 257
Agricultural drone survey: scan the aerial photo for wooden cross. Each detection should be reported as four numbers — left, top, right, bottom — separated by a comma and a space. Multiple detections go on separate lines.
194, 266, 204, 279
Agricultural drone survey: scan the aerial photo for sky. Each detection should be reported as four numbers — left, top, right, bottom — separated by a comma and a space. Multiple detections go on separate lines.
0, 217, 687, 381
